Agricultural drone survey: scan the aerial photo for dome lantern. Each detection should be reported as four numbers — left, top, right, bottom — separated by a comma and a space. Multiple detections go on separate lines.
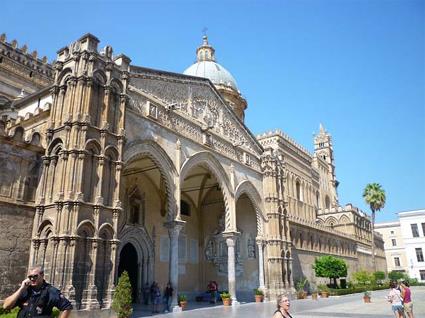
183, 36, 248, 122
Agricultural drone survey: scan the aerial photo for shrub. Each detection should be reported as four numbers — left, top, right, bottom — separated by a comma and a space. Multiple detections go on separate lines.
178, 294, 187, 302
253, 288, 264, 296
352, 270, 374, 286
317, 284, 330, 292
112, 271, 133, 318
388, 270, 407, 281
220, 292, 231, 299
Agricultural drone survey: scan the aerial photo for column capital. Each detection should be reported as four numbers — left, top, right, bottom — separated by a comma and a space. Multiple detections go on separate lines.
223, 231, 239, 246
164, 220, 185, 238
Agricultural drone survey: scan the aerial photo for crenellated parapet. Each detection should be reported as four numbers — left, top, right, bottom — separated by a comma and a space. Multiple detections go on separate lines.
0, 33, 53, 99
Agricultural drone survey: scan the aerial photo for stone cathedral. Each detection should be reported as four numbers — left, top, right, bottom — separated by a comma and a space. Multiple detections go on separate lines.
0, 33, 385, 310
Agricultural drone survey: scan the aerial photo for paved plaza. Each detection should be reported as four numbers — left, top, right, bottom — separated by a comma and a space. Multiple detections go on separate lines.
132, 286, 425, 318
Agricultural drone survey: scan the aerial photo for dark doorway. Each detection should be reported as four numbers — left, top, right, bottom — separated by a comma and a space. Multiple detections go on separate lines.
118, 243, 139, 303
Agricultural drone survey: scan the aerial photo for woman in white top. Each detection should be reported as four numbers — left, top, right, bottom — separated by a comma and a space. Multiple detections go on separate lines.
387, 281, 404, 318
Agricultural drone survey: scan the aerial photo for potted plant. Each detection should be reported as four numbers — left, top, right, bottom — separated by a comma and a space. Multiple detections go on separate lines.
253, 288, 264, 302
363, 291, 371, 303
311, 288, 318, 300
220, 291, 232, 306
296, 278, 308, 299
178, 294, 188, 310
318, 284, 330, 298
111, 271, 133, 318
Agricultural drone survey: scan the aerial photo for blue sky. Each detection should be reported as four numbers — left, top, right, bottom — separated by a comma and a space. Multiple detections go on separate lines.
2, 0, 424, 222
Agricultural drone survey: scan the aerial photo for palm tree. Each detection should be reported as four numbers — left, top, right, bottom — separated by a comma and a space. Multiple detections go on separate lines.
363, 183, 386, 270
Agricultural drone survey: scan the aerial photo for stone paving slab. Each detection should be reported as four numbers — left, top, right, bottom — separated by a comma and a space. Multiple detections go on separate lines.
132, 286, 425, 318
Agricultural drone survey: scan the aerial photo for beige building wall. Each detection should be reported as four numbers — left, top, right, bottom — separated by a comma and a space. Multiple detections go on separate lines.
375, 221, 408, 273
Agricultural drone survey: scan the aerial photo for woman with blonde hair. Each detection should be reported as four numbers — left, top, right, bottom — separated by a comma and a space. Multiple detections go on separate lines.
272, 293, 293, 318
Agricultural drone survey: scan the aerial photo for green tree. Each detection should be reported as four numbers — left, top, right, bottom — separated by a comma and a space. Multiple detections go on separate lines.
313, 255, 348, 287
363, 183, 386, 270
373, 271, 386, 282
352, 270, 373, 286
388, 270, 407, 282
112, 271, 133, 318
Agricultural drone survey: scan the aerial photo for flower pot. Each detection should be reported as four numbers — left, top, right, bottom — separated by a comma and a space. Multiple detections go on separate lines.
222, 298, 231, 306
297, 291, 307, 299
320, 291, 329, 298
179, 300, 188, 310
363, 296, 371, 303
255, 295, 263, 302
311, 292, 318, 300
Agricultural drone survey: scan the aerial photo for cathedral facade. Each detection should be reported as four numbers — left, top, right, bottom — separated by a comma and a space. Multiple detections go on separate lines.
0, 33, 385, 309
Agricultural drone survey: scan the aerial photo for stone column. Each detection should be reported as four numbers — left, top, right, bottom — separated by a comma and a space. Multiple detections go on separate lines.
256, 239, 265, 290
165, 220, 185, 312
223, 232, 239, 305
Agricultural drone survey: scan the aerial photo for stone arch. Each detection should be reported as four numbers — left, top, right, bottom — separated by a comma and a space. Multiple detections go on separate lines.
118, 226, 155, 291
93, 69, 107, 85
85, 139, 102, 153
76, 220, 96, 236
57, 68, 73, 86
235, 180, 266, 236
110, 78, 123, 93
47, 138, 63, 155
325, 216, 338, 228
180, 151, 233, 230
124, 139, 177, 221
26, 131, 42, 146
339, 215, 350, 224
104, 145, 119, 159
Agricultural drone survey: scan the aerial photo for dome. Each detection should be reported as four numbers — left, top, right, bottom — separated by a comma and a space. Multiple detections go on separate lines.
183, 60, 239, 91
183, 35, 239, 91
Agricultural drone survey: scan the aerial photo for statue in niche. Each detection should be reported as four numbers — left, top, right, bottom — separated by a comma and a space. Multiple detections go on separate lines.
247, 237, 256, 259
214, 213, 226, 235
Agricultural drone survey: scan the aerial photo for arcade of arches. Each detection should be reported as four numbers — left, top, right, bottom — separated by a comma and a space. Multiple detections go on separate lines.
0, 33, 386, 310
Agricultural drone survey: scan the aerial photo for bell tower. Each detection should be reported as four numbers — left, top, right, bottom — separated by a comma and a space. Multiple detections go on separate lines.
314, 123, 339, 207
30, 34, 130, 309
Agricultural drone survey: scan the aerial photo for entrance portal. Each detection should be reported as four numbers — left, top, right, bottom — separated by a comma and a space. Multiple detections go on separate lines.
118, 243, 139, 302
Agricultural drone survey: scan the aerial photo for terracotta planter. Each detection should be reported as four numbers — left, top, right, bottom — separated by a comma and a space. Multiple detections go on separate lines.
179, 300, 188, 310
320, 291, 329, 298
363, 296, 371, 303
222, 298, 231, 306
297, 291, 307, 299
255, 295, 264, 302
311, 292, 318, 300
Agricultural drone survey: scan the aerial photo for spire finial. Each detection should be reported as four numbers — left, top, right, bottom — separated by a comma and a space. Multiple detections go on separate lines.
319, 123, 325, 133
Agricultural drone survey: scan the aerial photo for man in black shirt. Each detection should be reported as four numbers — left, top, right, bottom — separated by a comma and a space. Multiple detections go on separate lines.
3, 265, 72, 318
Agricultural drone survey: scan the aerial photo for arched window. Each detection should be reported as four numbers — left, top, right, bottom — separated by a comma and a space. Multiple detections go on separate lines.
316, 191, 320, 208
129, 189, 144, 225
325, 195, 330, 209
296, 180, 301, 201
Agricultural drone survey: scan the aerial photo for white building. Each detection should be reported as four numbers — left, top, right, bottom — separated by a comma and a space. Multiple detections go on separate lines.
376, 209, 425, 281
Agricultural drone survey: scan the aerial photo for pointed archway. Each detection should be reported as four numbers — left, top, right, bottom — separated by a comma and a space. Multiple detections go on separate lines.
118, 243, 139, 302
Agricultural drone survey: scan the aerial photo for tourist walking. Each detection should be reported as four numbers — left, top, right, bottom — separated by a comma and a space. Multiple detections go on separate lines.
387, 281, 404, 318
401, 281, 414, 318
163, 282, 173, 312
272, 293, 293, 318
2, 265, 72, 318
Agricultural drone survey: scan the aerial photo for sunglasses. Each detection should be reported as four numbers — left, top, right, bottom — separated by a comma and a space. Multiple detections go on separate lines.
28, 274, 40, 280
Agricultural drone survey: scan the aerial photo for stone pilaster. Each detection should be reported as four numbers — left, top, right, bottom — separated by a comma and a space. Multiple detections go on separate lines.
165, 220, 185, 312
223, 231, 239, 305
256, 238, 265, 290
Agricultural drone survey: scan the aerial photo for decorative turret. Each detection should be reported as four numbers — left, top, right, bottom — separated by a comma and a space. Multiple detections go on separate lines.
184, 36, 247, 122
